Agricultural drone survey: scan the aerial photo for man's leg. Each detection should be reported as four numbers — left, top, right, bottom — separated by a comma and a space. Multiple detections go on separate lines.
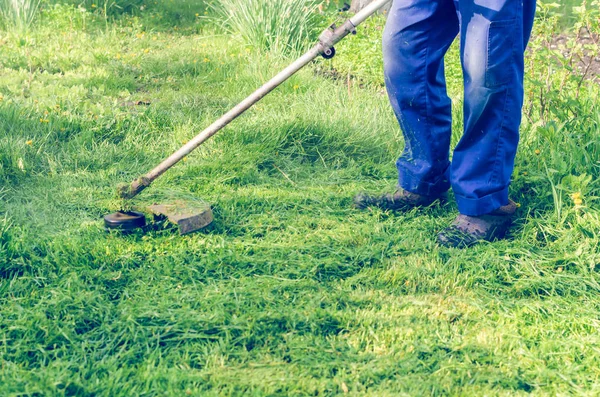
450, 0, 537, 216
384, 0, 459, 198
438, 0, 536, 247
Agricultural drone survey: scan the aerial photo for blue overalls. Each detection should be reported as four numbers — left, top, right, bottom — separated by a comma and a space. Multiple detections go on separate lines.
383, 0, 536, 216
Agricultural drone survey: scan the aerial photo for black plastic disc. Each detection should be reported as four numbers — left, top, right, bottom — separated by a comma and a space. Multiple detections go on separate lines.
104, 211, 146, 232
322, 46, 336, 59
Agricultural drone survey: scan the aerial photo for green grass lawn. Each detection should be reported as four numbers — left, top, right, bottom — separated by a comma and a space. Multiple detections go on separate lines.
1, 2, 600, 396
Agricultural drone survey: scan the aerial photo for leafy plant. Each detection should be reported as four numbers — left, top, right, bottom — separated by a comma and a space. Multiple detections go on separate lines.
520, 0, 600, 221
210, 0, 320, 55
0, 0, 41, 32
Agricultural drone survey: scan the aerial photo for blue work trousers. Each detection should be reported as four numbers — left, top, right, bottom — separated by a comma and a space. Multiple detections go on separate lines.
383, 0, 536, 216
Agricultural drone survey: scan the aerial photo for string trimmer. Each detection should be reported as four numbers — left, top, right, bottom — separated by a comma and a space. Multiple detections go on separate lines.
104, 0, 392, 234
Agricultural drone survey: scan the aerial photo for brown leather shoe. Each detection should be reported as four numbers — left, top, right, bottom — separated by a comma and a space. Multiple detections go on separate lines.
354, 188, 444, 211
437, 200, 518, 248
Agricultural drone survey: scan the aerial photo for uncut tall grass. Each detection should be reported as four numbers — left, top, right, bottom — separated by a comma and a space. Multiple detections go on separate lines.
0, 0, 40, 32
211, 0, 320, 55
65, 0, 143, 14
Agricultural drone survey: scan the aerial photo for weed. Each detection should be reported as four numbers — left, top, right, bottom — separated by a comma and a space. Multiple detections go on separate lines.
210, 0, 320, 55
0, 0, 40, 32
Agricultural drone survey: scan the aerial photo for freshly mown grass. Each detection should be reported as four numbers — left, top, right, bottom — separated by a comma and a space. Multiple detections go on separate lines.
1, 1, 600, 395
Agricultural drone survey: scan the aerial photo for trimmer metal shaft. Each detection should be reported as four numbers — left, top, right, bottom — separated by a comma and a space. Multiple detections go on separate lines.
118, 0, 392, 200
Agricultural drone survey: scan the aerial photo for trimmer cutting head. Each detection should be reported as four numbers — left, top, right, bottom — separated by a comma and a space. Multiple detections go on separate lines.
104, 211, 146, 232
104, 201, 213, 235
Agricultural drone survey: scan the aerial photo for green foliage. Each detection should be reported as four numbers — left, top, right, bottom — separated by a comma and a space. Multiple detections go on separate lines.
56, 0, 143, 15
0, 0, 40, 32
210, 0, 321, 55
519, 0, 600, 222
1, 1, 600, 395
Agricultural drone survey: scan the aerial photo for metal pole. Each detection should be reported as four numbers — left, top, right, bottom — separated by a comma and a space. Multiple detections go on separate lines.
118, 0, 392, 199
